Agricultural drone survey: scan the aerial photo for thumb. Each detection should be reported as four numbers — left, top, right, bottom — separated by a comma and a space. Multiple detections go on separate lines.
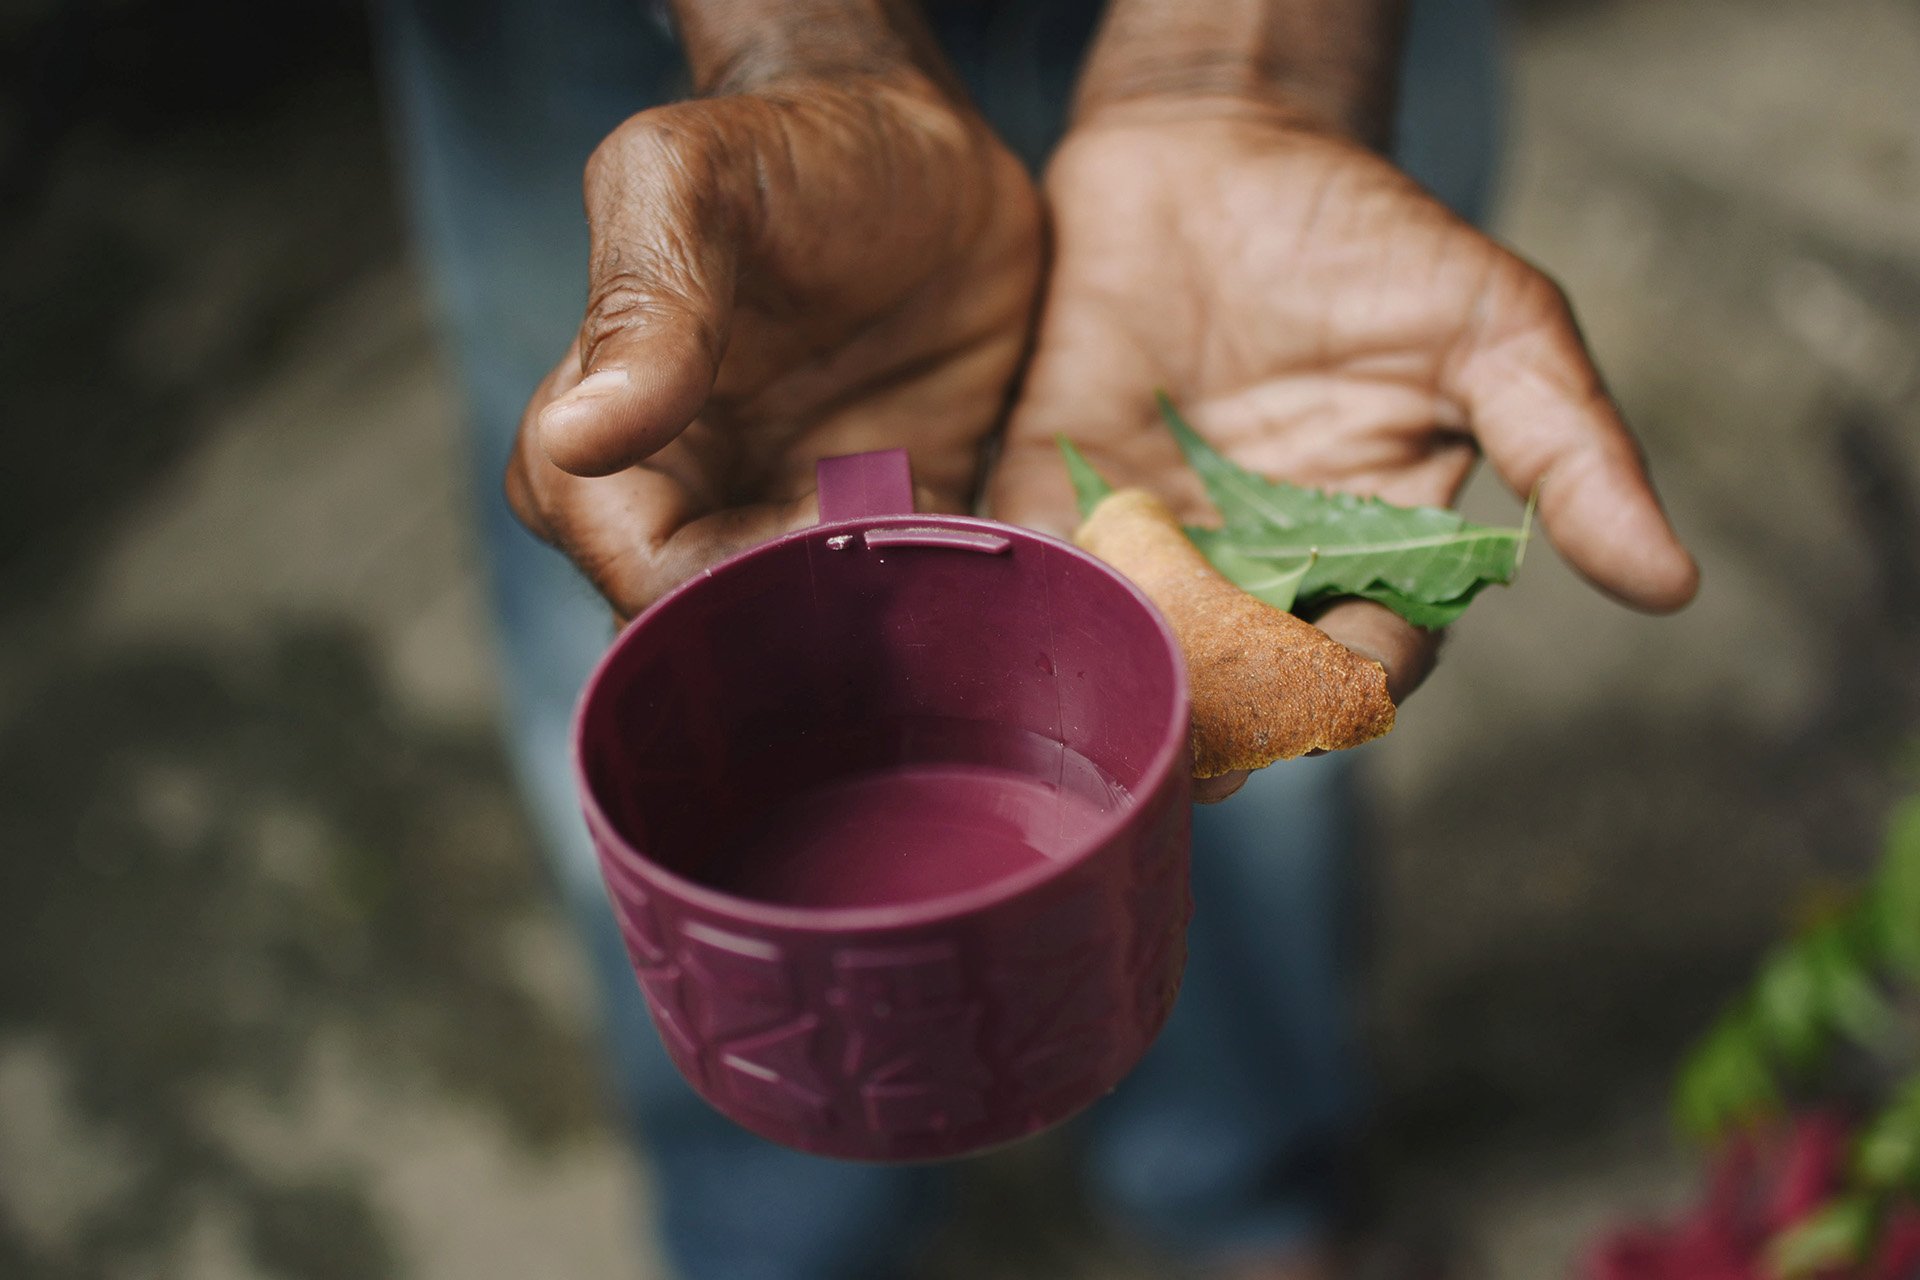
537, 111, 742, 477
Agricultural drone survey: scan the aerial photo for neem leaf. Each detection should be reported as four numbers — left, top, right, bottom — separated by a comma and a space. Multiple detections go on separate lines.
1154, 394, 1528, 623
1061, 401, 1529, 628
1349, 582, 1491, 629
1204, 495, 1527, 608
1186, 528, 1315, 612
1159, 393, 1324, 529
1056, 436, 1115, 520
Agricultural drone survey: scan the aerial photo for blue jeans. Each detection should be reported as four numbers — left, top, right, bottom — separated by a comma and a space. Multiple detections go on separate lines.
376, 2, 1498, 1275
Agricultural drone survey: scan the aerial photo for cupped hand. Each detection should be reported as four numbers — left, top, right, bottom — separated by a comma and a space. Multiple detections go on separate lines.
989, 102, 1698, 793
508, 72, 1042, 618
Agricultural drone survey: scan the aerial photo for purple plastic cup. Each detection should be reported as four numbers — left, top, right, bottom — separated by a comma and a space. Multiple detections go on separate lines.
573, 449, 1192, 1162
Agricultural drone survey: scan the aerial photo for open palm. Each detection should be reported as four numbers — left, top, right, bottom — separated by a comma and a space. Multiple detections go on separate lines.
992, 110, 1697, 701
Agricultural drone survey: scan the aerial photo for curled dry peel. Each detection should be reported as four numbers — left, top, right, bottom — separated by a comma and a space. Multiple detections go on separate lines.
1074, 488, 1396, 778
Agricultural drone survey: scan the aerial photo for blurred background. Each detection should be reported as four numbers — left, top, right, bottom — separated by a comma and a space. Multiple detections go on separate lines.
2, 0, 1917, 1276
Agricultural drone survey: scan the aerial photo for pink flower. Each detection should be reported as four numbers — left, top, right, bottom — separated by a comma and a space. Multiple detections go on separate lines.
1585, 1114, 1920, 1280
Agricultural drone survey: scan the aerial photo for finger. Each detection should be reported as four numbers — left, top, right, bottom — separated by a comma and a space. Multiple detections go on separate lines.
514, 373, 819, 619
1308, 598, 1440, 704
513, 359, 788, 618
1193, 772, 1249, 804
1194, 598, 1427, 801
512, 444, 819, 620
1454, 260, 1699, 612
507, 353, 584, 543
537, 110, 742, 478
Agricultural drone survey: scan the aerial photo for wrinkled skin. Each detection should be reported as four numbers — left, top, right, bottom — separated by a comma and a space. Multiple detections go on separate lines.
505, 73, 1041, 619
508, 79, 1697, 800
987, 103, 1698, 797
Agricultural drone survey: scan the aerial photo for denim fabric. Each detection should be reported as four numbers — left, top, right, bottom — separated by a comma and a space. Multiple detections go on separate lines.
374, 0, 1499, 1273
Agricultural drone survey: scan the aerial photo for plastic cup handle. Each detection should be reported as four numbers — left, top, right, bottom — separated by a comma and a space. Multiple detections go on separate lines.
816, 450, 915, 524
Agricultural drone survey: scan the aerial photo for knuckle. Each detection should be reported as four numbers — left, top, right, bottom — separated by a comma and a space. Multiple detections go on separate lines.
503, 392, 670, 617
577, 259, 704, 364
506, 470, 649, 615
589, 105, 732, 208
502, 436, 553, 540
578, 105, 739, 372
1509, 257, 1575, 326
582, 130, 622, 194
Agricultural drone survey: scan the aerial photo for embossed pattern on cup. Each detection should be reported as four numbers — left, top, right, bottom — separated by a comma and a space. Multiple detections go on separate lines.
574, 451, 1192, 1161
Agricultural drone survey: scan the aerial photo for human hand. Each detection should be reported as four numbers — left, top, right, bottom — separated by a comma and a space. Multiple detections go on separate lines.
508, 47, 1041, 617
989, 101, 1697, 794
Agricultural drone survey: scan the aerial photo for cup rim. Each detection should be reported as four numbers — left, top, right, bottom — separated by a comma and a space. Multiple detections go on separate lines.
571, 511, 1191, 934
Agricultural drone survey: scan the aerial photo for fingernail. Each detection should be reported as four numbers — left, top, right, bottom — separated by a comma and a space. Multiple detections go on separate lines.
542, 369, 628, 425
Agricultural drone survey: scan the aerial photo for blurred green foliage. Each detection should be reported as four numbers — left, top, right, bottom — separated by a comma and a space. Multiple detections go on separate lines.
1676, 792, 1920, 1275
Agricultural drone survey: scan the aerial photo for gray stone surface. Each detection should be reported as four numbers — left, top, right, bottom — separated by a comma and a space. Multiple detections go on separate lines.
2, 1, 1916, 1277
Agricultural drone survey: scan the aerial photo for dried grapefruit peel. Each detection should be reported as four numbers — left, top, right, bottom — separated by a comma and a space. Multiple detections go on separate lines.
1074, 488, 1396, 777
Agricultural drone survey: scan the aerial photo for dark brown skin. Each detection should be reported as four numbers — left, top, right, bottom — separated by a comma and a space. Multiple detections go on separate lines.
987, 0, 1699, 800
1066, 0, 1409, 147
504, 0, 1041, 620
508, 0, 1699, 809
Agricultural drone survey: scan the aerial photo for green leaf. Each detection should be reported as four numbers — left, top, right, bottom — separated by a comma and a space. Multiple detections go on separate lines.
1872, 795, 1920, 979
1213, 499, 1528, 606
1185, 529, 1315, 611
1154, 394, 1529, 623
1753, 944, 1830, 1072
1801, 920, 1897, 1047
1159, 393, 1326, 530
1741, 917, 1896, 1085
1676, 1008, 1781, 1142
1349, 582, 1490, 630
1854, 1079, 1920, 1193
1056, 436, 1116, 520
1770, 1195, 1881, 1278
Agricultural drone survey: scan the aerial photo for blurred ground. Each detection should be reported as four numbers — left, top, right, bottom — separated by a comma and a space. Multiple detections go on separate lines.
2, 1, 1917, 1277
